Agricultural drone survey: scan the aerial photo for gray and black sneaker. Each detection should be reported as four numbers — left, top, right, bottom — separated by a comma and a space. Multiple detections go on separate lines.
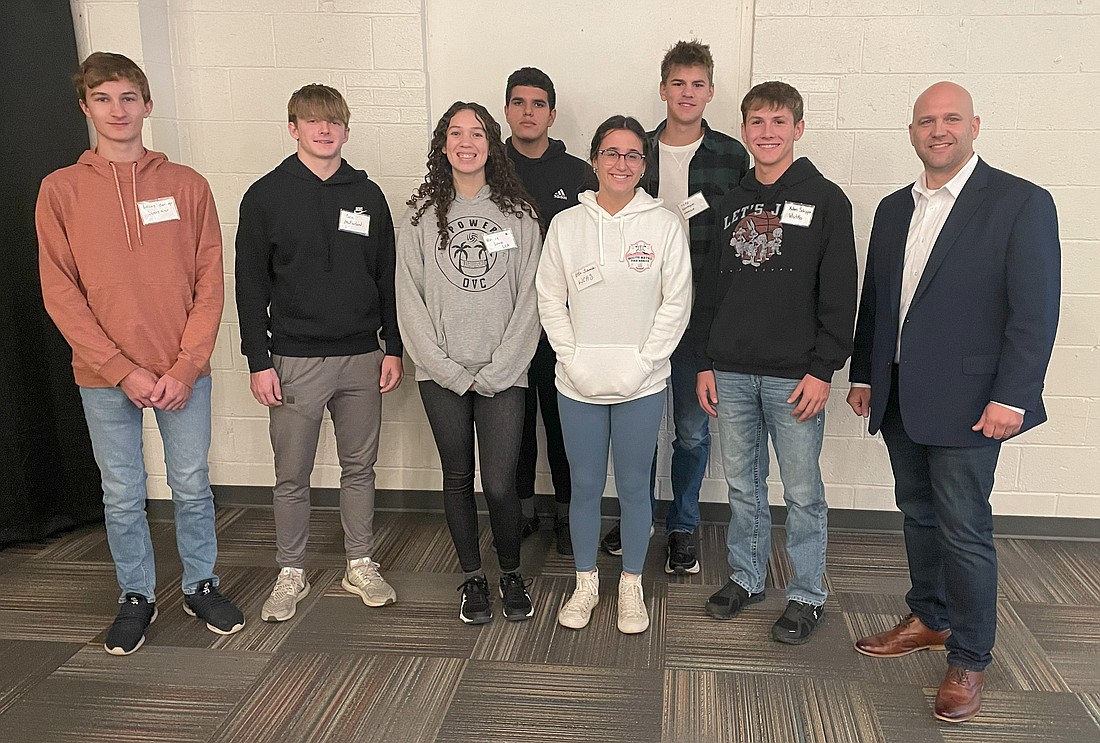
457, 575, 492, 625
772, 600, 825, 645
184, 579, 245, 635
500, 572, 534, 621
104, 593, 157, 655
704, 579, 765, 620
665, 531, 700, 575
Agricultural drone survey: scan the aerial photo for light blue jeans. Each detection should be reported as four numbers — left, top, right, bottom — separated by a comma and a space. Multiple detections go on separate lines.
79, 375, 219, 603
714, 371, 828, 606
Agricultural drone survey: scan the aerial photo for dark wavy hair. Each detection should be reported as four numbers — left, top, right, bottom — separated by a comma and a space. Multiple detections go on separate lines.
588, 115, 651, 161
407, 101, 540, 250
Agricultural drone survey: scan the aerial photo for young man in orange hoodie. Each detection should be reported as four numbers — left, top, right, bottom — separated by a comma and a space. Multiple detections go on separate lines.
36, 52, 243, 655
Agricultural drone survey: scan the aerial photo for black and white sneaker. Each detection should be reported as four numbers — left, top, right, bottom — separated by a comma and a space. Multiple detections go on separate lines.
104, 593, 157, 655
457, 575, 492, 625
772, 600, 825, 645
499, 572, 534, 621
665, 531, 701, 575
184, 579, 245, 635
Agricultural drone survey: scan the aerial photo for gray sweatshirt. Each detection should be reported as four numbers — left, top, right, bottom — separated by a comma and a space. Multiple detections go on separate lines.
396, 185, 541, 396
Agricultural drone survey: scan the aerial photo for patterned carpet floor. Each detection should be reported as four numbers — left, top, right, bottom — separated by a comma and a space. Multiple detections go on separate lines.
0, 506, 1097, 742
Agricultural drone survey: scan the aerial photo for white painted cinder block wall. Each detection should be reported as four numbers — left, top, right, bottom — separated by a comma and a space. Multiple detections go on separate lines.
67, 0, 1100, 520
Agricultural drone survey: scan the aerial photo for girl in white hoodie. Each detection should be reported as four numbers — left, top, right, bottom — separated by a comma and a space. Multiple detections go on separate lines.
535, 116, 691, 634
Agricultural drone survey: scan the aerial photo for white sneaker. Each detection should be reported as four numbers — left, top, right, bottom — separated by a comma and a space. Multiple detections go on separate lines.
262, 567, 309, 622
342, 557, 397, 607
617, 574, 649, 634
557, 570, 600, 629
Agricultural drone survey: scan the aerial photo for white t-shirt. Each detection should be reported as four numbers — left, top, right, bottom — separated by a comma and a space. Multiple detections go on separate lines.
658, 135, 703, 233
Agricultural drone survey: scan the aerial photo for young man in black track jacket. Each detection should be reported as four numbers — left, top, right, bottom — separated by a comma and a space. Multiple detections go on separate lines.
504, 66, 597, 556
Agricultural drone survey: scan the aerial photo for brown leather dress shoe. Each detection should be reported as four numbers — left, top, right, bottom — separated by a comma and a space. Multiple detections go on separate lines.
855, 613, 951, 657
934, 665, 984, 722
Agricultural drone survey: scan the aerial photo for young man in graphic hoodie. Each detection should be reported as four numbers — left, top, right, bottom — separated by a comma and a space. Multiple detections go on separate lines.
235, 84, 404, 622
504, 66, 597, 555
693, 82, 857, 645
36, 52, 243, 655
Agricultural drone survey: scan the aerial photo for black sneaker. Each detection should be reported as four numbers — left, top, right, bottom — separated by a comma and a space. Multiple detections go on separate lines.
183, 579, 245, 635
554, 516, 573, 556
104, 593, 157, 655
665, 531, 700, 575
499, 572, 534, 621
705, 579, 765, 620
520, 513, 540, 541
457, 575, 492, 625
600, 522, 623, 556
772, 600, 825, 645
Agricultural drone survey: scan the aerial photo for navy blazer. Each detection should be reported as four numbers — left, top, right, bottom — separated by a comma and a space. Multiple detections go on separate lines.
850, 158, 1060, 447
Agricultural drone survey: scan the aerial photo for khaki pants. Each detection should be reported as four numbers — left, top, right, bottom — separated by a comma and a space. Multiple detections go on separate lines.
269, 351, 383, 568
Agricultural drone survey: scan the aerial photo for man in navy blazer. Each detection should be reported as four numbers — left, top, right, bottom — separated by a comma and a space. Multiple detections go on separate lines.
846, 82, 1060, 724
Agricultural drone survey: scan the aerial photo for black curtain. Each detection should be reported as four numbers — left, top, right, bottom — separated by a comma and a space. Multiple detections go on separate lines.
0, 0, 104, 546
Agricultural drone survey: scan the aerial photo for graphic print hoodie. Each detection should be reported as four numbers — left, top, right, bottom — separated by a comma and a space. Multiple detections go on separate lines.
395, 185, 541, 396
536, 188, 692, 404
691, 157, 857, 381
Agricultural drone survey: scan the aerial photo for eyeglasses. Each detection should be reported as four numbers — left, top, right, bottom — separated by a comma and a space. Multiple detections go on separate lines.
597, 149, 645, 166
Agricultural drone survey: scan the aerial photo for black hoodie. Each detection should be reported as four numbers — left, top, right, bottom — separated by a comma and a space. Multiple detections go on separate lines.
506, 137, 597, 228
691, 157, 857, 382
235, 154, 402, 372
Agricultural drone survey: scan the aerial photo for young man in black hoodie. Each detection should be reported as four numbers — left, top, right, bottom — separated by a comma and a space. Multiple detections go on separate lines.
504, 67, 596, 555
693, 82, 857, 644
235, 84, 403, 622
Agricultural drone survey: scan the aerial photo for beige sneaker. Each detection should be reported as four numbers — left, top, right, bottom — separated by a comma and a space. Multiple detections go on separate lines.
342, 557, 397, 607
262, 567, 309, 622
557, 570, 600, 629
617, 574, 649, 634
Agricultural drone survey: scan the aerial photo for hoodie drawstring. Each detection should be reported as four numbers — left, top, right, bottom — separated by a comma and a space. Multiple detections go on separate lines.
595, 209, 631, 266
109, 161, 143, 251
597, 211, 605, 266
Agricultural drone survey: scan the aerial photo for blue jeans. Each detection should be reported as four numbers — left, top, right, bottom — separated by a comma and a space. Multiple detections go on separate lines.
559, 391, 665, 575
80, 375, 219, 602
663, 341, 710, 533
879, 367, 1000, 672
713, 371, 828, 606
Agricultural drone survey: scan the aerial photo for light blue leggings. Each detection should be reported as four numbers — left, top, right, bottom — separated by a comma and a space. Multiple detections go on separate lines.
557, 391, 665, 574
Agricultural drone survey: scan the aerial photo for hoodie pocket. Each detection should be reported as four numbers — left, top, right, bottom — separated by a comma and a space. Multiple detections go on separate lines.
565, 345, 649, 399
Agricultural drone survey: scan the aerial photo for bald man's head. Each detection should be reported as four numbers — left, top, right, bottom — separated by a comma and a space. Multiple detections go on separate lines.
909, 81, 980, 189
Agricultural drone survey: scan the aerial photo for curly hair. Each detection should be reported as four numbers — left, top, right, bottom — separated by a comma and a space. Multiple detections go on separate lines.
407, 101, 540, 251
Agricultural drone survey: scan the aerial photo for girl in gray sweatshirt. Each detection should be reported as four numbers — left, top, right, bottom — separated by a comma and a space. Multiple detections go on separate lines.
396, 101, 541, 626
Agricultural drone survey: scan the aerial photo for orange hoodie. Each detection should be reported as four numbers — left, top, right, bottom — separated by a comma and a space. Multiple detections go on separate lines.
36, 149, 224, 388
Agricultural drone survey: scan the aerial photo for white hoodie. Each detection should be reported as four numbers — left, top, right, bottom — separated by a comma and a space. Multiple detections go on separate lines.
536, 188, 691, 404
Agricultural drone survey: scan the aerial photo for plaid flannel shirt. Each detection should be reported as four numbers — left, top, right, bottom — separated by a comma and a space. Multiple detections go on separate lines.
641, 119, 750, 287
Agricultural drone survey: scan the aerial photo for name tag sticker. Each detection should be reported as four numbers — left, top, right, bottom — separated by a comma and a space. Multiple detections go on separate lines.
338, 209, 370, 236
780, 201, 815, 227
137, 196, 180, 225
483, 229, 517, 254
572, 263, 603, 291
677, 191, 710, 220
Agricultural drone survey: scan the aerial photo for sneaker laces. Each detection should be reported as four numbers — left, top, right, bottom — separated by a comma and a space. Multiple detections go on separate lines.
619, 581, 646, 621
271, 569, 303, 600
501, 572, 532, 601
347, 558, 383, 586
